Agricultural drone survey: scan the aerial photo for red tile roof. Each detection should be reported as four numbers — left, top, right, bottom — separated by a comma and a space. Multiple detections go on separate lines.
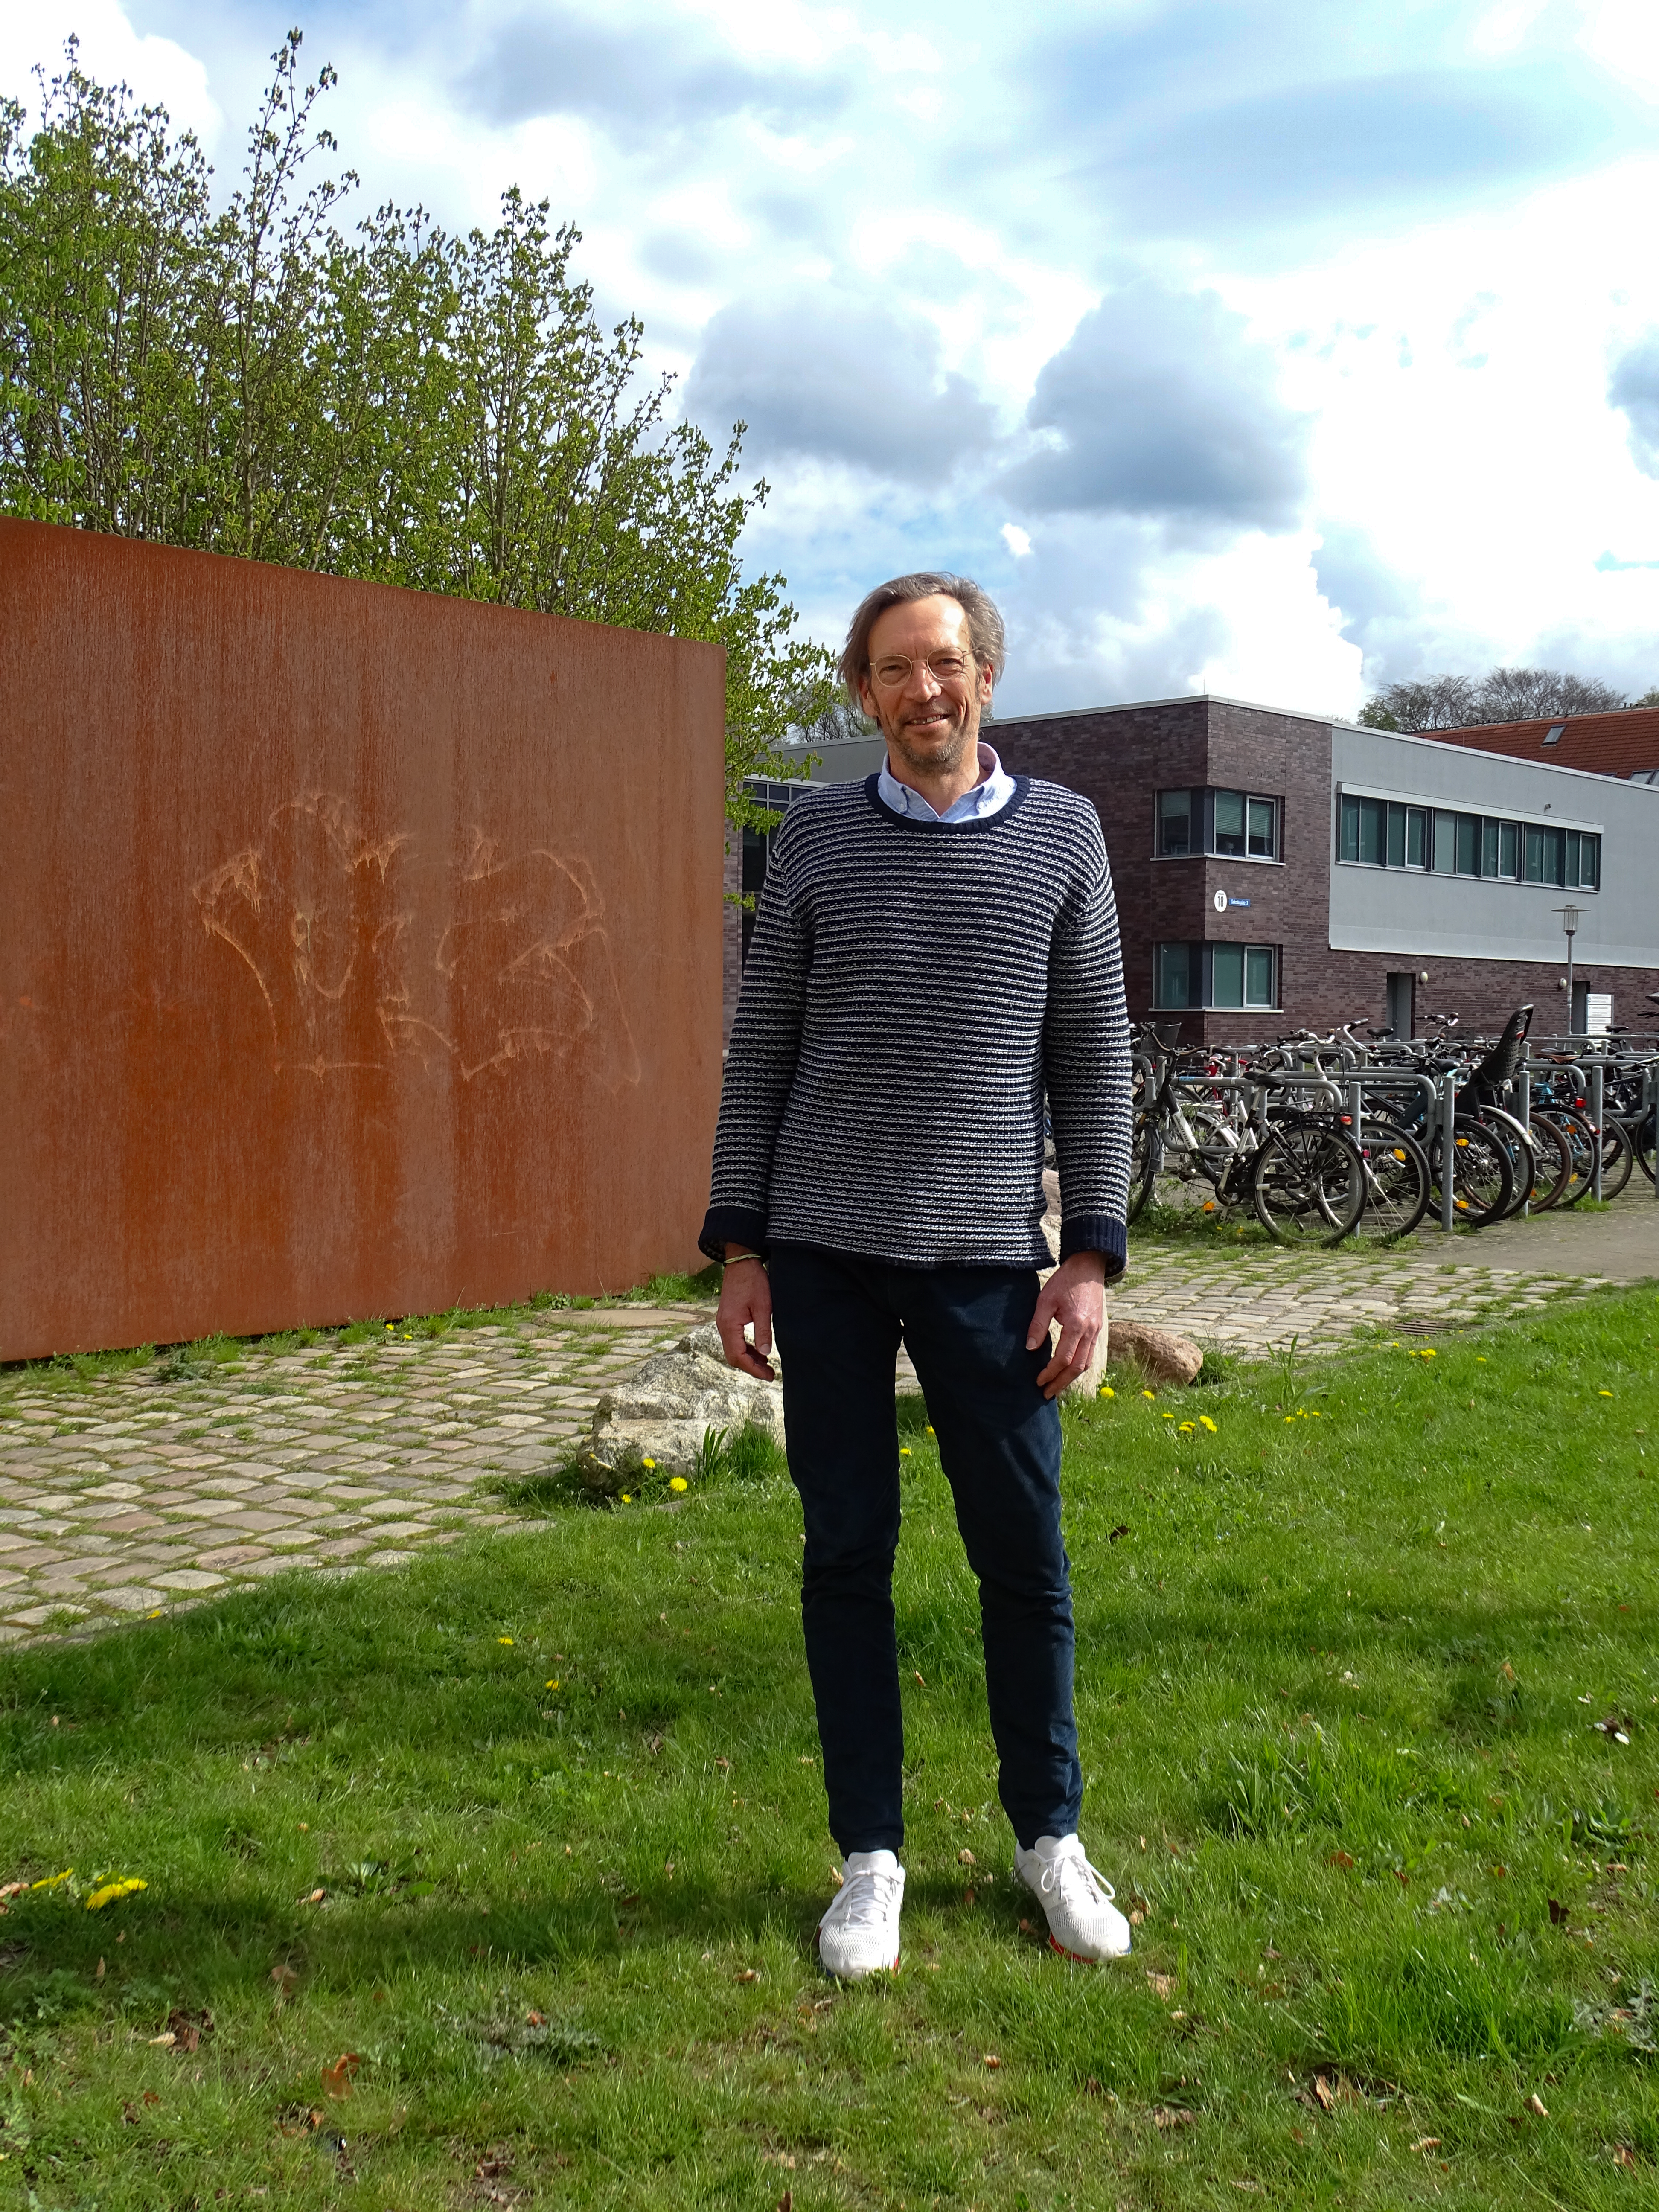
1415, 707, 1659, 779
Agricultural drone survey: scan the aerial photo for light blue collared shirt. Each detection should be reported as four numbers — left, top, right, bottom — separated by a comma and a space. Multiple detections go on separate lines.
876, 742, 1016, 824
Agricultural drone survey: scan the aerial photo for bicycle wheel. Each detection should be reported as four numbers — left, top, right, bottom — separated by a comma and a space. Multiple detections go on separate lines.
1474, 1105, 1536, 1218
1633, 1109, 1656, 1186
1428, 1117, 1513, 1227
1126, 1113, 1161, 1223
1598, 1117, 1636, 1201
1551, 1109, 1598, 1207
1355, 1121, 1432, 1240
1525, 1113, 1574, 1209
1251, 1119, 1365, 1246
1148, 1104, 1237, 1219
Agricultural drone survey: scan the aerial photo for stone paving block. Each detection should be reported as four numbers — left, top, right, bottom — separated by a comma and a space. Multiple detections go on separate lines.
193, 1544, 274, 1569
100, 1586, 172, 1612
7, 1602, 90, 1626
151, 1568, 228, 1591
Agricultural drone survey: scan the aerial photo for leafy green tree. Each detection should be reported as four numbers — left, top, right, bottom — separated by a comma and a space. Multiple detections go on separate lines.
0, 32, 832, 807
1358, 666, 1631, 732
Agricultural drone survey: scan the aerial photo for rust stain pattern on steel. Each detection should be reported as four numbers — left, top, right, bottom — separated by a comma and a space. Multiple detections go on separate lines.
0, 520, 726, 1359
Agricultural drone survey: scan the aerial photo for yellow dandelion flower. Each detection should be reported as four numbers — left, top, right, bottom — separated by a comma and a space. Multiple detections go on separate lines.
1142, 1389, 1156, 1400
1310, 1410, 1322, 1418
669, 1476, 689, 1493
1178, 1421, 1195, 1434
497, 1636, 514, 1646
1161, 1411, 1174, 1420
546, 1679, 560, 1689
1598, 1390, 1613, 1397
1099, 1385, 1115, 1399
620, 1493, 632, 1504
1199, 1415, 1217, 1433
926, 1424, 936, 1435
1420, 1348, 1438, 1359
642, 1456, 657, 1469
899, 1446, 913, 1457
85, 1876, 146, 1912
30, 1870, 73, 1891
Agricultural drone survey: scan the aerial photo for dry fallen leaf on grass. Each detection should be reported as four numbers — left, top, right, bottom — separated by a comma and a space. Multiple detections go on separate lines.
269, 1963, 298, 1996
1526, 2093, 1549, 2118
1153, 2107, 1197, 2131
1410, 2137, 1441, 2151
320, 2052, 361, 2101
983, 2053, 1001, 2069
1327, 1851, 1355, 1871
958, 1848, 976, 1866
1146, 1972, 1177, 1999
1313, 2076, 1335, 2112
736, 1968, 760, 1983
164, 2009, 212, 2054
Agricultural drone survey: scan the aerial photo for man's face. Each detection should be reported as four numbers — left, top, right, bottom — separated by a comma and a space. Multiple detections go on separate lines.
856, 594, 994, 779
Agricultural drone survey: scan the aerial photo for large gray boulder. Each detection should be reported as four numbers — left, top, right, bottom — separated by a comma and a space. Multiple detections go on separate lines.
580, 1321, 785, 1492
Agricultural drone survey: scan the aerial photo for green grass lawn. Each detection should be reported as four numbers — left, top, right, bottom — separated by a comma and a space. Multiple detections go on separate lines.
1, 1287, 1656, 2209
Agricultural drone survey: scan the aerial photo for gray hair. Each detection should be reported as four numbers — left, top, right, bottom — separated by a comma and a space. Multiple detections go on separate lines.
838, 572, 1006, 703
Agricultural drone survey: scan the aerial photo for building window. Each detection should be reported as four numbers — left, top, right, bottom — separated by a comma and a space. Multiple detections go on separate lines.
1339, 792, 1600, 893
1158, 787, 1279, 859
1153, 942, 1278, 1010
1157, 789, 1195, 856
1155, 940, 1202, 1007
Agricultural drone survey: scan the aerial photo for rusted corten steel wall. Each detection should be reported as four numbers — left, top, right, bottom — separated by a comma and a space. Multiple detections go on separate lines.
0, 520, 726, 1359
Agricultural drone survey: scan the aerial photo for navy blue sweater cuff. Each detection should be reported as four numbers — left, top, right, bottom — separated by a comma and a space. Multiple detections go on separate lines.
1059, 1214, 1127, 1278
699, 1206, 768, 1266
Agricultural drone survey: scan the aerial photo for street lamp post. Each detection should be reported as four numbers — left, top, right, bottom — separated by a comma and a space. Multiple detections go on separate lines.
1554, 903, 1583, 1032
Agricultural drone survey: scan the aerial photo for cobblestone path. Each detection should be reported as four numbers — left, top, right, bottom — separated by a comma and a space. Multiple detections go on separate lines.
0, 1311, 695, 1646
0, 1234, 1616, 1646
1107, 1240, 1607, 1353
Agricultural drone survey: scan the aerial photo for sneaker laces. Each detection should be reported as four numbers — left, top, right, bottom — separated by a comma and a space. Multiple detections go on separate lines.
1038, 1848, 1115, 1910
827, 1866, 903, 1930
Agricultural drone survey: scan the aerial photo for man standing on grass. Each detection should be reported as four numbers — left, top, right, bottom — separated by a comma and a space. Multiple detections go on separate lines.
701, 572, 1133, 1979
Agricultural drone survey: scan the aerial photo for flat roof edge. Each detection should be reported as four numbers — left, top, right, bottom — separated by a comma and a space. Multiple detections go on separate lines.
983, 691, 1335, 726
1336, 721, 1659, 790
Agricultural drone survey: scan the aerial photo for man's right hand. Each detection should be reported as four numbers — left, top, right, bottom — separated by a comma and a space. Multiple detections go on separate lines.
716, 1249, 775, 1379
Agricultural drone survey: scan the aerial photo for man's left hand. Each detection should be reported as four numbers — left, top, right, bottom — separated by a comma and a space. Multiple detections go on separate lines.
1027, 1250, 1107, 1400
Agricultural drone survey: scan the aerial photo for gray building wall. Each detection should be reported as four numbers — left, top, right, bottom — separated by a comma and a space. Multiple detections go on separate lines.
1329, 725, 1659, 970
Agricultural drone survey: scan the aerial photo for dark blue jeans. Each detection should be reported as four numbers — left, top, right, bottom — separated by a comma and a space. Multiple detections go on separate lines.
768, 1243, 1082, 1856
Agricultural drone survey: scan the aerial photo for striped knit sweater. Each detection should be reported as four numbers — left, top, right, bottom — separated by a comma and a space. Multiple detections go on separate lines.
701, 774, 1132, 1275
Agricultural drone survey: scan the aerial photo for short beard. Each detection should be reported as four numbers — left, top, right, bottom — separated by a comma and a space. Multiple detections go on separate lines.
887, 707, 974, 777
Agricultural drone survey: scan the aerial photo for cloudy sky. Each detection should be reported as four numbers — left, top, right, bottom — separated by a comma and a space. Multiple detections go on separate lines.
7, 0, 1659, 718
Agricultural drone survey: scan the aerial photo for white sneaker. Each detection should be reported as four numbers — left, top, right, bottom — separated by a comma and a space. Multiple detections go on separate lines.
817, 1850, 905, 1980
1014, 1833, 1132, 1962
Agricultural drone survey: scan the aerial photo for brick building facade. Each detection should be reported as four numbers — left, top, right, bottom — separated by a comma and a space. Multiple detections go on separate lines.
726, 695, 1659, 1047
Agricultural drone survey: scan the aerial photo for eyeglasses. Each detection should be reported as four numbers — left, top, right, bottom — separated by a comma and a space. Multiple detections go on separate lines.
867, 651, 974, 690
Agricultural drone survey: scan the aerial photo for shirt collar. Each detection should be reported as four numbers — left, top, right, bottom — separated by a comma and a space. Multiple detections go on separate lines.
877, 741, 1015, 824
